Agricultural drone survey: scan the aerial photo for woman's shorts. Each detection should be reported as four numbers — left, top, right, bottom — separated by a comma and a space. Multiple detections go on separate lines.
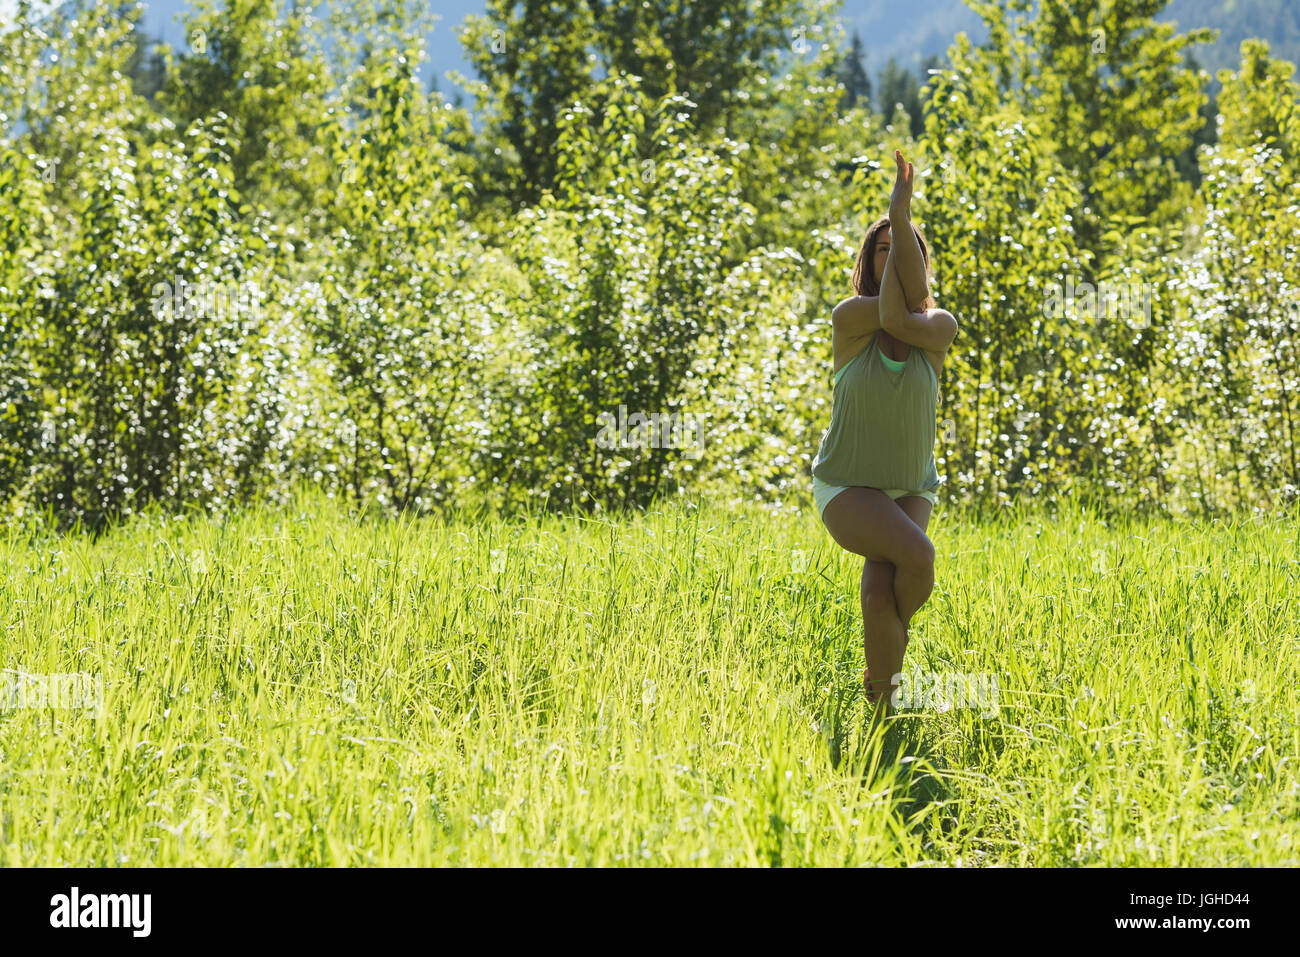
812, 474, 938, 522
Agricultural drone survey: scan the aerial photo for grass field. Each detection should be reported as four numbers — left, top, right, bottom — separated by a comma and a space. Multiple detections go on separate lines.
1, 487, 1297, 866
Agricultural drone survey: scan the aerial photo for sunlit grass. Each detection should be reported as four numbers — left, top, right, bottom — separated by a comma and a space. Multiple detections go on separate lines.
1, 485, 1296, 865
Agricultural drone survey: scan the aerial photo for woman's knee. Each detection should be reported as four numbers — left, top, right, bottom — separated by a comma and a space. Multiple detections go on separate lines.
898, 534, 935, 577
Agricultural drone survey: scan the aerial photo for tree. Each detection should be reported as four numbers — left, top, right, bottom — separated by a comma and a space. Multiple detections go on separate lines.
309, 45, 485, 512
453, 0, 602, 210
125, 20, 166, 102
1171, 49, 1218, 189
918, 32, 1085, 508
483, 74, 762, 511
156, 0, 337, 222
832, 29, 872, 110
456, 0, 834, 209
1012, 0, 1216, 275
877, 56, 919, 130
1168, 40, 1300, 509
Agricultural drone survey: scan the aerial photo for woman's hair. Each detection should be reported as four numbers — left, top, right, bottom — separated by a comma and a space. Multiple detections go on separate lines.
851, 215, 936, 311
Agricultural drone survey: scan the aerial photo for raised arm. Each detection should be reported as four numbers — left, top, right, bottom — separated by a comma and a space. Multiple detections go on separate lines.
889, 149, 931, 312
879, 240, 908, 329
880, 241, 959, 353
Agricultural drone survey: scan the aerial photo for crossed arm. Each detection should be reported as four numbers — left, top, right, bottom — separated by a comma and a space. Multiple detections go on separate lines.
831, 156, 959, 353
880, 210, 958, 353
889, 204, 931, 313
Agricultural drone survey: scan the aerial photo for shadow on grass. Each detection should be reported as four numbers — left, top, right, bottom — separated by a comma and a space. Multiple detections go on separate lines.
817, 688, 963, 846
808, 645, 967, 851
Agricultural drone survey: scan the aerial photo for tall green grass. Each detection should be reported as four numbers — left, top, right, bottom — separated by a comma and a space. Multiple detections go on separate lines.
1, 486, 1296, 865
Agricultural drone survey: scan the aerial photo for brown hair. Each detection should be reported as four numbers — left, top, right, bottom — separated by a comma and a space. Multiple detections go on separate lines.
851, 215, 936, 311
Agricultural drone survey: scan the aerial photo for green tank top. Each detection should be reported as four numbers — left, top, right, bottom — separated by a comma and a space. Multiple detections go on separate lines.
811, 329, 942, 491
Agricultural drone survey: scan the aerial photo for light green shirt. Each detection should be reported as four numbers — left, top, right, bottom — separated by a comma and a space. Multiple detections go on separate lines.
811, 329, 942, 491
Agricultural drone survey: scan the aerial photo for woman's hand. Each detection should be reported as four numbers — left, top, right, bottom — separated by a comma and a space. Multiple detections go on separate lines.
890, 148, 913, 218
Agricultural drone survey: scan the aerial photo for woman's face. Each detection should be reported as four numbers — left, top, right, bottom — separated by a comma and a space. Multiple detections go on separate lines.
872, 225, 891, 288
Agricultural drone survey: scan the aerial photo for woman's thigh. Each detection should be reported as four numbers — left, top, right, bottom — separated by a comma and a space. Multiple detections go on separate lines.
821, 486, 933, 566
894, 495, 933, 535
862, 496, 934, 595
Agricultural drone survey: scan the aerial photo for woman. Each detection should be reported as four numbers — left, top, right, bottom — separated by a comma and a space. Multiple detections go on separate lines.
811, 149, 958, 712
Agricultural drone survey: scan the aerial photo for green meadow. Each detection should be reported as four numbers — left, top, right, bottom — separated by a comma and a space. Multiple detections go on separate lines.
2, 487, 1295, 866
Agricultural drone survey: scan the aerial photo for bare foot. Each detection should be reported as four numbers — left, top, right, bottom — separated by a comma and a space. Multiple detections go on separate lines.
863, 666, 888, 705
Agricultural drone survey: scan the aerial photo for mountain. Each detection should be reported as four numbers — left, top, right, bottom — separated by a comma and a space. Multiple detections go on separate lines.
843, 0, 988, 73
1163, 0, 1300, 78
836, 0, 1300, 85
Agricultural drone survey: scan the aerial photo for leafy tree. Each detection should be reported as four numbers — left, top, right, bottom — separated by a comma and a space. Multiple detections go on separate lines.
918, 32, 1085, 508
156, 0, 337, 222
877, 56, 920, 136
1167, 40, 1300, 510
125, 19, 167, 102
456, 0, 835, 208
1005, 0, 1216, 275
725, 20, 864, 251
0, 0, 151, 200
305, 44, 485, 512
823, 28, 872, 111
906, 0, 1225, 511
485, 74, 757, 511
0, 147, 44, 510
26, 117, 283, 529
1171, 49, 1219, 188
454, 0, 601, 210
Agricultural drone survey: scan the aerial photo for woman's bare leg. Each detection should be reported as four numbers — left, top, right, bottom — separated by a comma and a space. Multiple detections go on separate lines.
893, 495, 934, 629
862, 559, 906, 705
861, 496, 934, 702
821, 487, 936, 706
